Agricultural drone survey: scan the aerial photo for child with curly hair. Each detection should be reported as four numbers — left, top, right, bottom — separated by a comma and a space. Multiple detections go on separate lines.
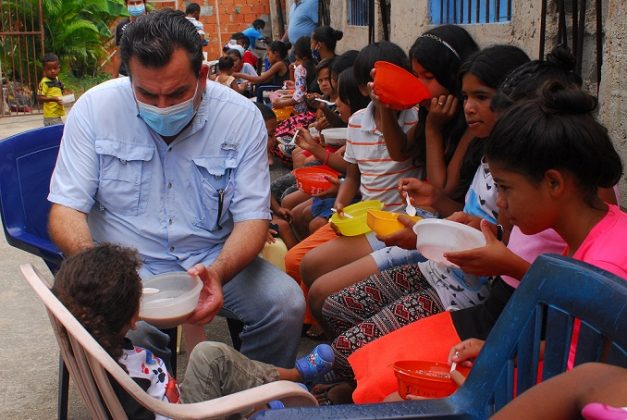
52, 244, 333, 416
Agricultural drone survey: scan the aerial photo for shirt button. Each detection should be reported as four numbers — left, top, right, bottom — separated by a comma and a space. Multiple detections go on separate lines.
168, 147, 172, 152
167, 182, 173, 189
168, 218, 173, 225
169, 246, 175, 252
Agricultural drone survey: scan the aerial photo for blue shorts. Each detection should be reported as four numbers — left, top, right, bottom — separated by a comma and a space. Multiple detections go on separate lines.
311, 197, 336, 219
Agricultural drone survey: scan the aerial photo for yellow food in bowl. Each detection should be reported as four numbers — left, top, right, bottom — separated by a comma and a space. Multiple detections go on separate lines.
367, 209, 421, 236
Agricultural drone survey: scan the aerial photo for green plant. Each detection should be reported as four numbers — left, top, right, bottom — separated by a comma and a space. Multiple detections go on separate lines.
42, 0, 127, 76
60, 69, 111, 97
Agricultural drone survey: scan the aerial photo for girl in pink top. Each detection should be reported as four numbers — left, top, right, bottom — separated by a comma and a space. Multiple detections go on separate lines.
448, 81, 625, 378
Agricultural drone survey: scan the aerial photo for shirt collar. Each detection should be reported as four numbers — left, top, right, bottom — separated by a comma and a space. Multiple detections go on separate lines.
360, 101, 381, 135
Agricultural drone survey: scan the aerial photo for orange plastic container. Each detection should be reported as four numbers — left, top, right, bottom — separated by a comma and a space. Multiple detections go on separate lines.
393, 360, 469, 399
374, 61, 432, 108
292, 166, 340, 195
366, 209, 421, 236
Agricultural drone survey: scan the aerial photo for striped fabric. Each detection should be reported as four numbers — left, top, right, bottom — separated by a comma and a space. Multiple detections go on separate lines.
343, 102, 423, 212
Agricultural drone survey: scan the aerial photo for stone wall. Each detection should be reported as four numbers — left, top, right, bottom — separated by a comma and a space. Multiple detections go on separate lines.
597, 0, 627, 204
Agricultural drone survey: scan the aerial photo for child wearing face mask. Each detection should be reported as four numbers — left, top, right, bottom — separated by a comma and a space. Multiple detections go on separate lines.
114, 0, 147, 78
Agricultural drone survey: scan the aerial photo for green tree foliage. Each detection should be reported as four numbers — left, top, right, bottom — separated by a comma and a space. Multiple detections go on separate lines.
42, 0, 127, 76
0, 0, 126, 77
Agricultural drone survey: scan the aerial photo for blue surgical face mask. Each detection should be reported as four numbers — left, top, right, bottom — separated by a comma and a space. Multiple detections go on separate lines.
136, 82, 200, 137
128, 4, 145, 17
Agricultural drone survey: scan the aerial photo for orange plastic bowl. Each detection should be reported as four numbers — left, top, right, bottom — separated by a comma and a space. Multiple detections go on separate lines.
292, 165, 340, 195
393, 360, 469, 399
374, 61, 432, 108
366, 209, 421, 237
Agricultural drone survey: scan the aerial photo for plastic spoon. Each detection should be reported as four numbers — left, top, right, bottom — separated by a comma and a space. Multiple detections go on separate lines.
331, 207, 354, 219
315, 98, 336, 106
290, 128, 300, 145
405, 193, 417, 216
143, 287, 160, 295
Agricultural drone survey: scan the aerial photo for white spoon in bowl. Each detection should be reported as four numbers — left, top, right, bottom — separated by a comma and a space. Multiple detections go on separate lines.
331, 207, 354, 219
405, 193, 417, 216
143, 287, 160, 295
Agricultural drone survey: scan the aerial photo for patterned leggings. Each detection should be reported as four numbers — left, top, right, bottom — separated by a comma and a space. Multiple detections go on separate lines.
321, 264, 444, 379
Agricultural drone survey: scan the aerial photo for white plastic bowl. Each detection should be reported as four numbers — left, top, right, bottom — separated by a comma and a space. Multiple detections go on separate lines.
321, 127, 348, 146
139, 272, 202, 328
61, 93, 75, 105
413, 219, 486, 265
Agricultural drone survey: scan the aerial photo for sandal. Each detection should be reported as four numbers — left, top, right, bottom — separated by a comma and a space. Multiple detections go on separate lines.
295, 344, 334, 383
305, 324, 327, 340
311, 381, 356, 405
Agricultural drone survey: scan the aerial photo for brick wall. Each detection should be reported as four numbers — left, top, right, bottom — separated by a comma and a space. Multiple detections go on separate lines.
151, 0, 272, 60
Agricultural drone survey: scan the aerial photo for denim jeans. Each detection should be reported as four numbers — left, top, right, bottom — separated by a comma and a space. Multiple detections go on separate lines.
371, 247, 427, 272
180, 341, 279, 403
216, 256, 305, 368
132, 256, 305, 369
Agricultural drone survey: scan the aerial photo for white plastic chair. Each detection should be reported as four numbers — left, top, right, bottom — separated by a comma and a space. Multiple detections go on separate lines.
20, 263, 317, 419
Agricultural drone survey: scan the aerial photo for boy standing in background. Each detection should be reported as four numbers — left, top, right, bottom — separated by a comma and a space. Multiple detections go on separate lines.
37, 53, 65, 126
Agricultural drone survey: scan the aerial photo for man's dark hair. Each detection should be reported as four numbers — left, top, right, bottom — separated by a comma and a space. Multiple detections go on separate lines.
121, 9, 203, 77
185, 2, 201, 15
231, 32, 250, 49
252, 19, 265, 30
42, 53, 59, 64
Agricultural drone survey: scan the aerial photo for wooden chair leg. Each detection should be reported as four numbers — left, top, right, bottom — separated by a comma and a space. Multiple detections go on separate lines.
57, 356, 69, 420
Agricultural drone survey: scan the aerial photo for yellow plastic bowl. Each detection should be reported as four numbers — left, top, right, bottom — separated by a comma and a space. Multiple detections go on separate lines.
272, 106, 293, 121
367, 209, 421, 237
330, 200, 383, 236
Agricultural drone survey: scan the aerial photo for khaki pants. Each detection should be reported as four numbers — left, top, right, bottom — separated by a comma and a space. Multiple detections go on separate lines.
179, 341, 279, 403
44, 117, 63, 126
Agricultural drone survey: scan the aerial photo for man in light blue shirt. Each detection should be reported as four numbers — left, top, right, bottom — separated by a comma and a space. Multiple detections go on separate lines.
286, 0, 319, 44
48, 9, 304, 368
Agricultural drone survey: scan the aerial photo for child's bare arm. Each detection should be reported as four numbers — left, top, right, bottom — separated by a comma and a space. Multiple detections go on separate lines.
377, 105, 416, 161
444, 219, 530, 278
491, 363, 627, 420
333, 163, 360, 212
38, 94, 62, 104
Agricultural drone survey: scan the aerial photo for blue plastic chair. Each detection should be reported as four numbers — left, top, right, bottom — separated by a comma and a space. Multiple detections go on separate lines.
253, 254, 627, 419
0, 124, 64, 273
0, 124, 68, 419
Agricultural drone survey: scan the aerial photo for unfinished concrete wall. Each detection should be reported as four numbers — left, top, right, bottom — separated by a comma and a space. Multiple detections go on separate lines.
597, 0, 627, 205
329, 1, 556, 57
